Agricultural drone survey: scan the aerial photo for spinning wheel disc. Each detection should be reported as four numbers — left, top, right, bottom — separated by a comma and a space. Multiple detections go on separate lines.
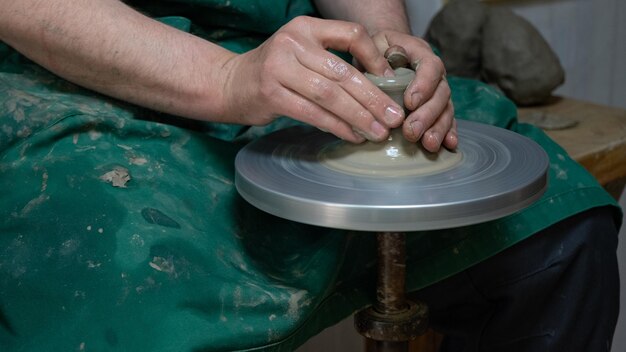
235, 120, 548, 231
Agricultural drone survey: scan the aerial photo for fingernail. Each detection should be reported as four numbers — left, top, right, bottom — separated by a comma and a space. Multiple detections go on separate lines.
446, 133, 458, 149
352, 133, 366, 143
411, 93, 423, 109
384, 105, 404, 125
370, 121, 388, 140
409, 120, 425, 140
427, 131, 440, 146
352, 128, 368, 141
384, 68, 395, 77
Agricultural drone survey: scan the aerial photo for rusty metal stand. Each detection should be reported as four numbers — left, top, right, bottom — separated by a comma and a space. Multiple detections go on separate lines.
355, 232, 428, 352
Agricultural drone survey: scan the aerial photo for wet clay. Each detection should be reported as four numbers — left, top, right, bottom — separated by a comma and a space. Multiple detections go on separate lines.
425, 0, 565, 105
318, 67, 462, 177
481, 7, 565, 106
425, 0, 487, 79
319, 128, 462, 177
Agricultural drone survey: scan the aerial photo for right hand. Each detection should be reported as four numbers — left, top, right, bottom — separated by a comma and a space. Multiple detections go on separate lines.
370, 31, 458, 152
219, 16, 406, 143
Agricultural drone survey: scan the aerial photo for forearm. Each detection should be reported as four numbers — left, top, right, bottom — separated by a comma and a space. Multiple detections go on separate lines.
0, 0, 235, 121
313, 0, 411, 35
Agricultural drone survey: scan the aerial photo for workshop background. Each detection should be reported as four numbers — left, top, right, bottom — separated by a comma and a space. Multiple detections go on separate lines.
298, 0, 626, 350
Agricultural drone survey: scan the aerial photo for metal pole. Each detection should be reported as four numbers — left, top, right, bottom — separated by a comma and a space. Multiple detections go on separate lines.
376, 232, 407, 314
355, 232, 428, 352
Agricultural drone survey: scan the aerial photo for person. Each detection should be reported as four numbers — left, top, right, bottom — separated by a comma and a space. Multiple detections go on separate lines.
0, 0, 620, 351
0, 0, 456, 151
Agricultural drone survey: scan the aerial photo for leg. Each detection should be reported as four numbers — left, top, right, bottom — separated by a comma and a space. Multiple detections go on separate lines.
411, 206, 620, 351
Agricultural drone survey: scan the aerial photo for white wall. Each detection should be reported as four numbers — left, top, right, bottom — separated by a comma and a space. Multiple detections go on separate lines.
406, 0, 444, 38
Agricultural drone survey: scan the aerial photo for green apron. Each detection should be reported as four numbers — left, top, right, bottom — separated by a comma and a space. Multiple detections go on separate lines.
0, 1, 620, 351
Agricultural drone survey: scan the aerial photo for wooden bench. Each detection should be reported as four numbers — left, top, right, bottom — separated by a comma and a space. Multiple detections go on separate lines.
518, 96, 626, 200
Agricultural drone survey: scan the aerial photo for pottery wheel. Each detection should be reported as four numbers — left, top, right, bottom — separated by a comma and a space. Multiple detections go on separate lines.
235, 119, 548, 231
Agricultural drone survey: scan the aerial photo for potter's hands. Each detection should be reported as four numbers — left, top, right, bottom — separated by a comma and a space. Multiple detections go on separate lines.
369, 30, 458, 152
220, 16, 406, 143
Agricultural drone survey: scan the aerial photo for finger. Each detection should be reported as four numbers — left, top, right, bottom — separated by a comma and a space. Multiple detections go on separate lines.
421, 101, 455, 152
278, 65, 390, 141
371, 33, 391, 55
404, 55, 447, 111
443, 118, 458, 150
293, 46, 405, 130
274, 87, 366, 143
295, 17, 393, 77
402, 79, 452, 143
383, 33, 446, 111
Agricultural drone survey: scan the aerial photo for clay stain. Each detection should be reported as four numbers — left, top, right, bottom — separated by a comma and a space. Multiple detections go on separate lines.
99, 167, 131, 188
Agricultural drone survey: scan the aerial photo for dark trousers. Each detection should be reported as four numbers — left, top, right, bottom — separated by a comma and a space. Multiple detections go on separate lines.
412, 206, 621, 352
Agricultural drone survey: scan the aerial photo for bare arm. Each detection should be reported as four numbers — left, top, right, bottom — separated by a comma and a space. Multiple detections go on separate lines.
0, 0, 405, 143
314, 0, 411, 35
0, 0, 236, 122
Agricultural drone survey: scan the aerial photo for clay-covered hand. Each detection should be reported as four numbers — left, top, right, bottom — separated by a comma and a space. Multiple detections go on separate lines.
370, 30, 458, 152
220, 16, 406, 143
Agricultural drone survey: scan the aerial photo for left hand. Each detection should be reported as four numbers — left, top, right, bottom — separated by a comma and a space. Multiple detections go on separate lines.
361, 30, 458, 152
